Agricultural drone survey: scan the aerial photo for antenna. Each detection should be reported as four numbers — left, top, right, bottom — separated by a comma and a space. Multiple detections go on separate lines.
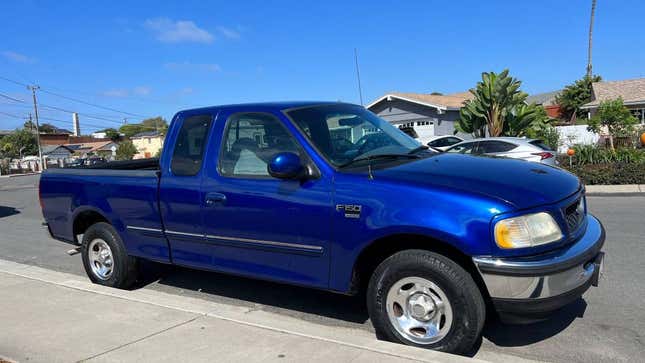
354, 48, 364, 106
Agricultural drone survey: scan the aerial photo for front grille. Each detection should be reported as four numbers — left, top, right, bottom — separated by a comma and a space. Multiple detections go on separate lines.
564, 198, 585, 232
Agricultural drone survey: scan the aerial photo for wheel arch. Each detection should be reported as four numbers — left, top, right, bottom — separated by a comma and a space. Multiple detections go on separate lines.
72, 207, 111, 244
350, 233, 490, 303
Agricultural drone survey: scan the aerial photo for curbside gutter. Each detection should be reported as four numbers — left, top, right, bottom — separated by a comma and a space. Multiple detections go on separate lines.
585, 184, 645, 196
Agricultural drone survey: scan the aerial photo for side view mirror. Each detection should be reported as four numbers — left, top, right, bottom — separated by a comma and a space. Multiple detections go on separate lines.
268, 152, 306, 180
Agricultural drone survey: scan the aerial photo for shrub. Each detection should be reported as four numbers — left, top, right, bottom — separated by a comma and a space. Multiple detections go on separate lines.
569, 145, 645, 165
563, 163, 645, 185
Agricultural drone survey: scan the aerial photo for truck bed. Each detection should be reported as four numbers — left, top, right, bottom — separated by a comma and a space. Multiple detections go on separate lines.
75, 158, 160, 170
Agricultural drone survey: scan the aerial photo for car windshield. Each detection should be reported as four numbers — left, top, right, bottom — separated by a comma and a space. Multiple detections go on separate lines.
286, 104, 422, 167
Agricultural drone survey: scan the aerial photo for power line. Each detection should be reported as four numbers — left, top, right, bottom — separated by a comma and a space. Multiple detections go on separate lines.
0, 75, 153, 119
0, 92, 26, 103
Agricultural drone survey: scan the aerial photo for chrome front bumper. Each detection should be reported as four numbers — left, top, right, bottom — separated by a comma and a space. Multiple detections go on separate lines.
472, 214, 605, 322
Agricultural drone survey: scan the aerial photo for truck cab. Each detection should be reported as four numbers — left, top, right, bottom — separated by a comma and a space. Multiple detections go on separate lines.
40, 102, 605, 354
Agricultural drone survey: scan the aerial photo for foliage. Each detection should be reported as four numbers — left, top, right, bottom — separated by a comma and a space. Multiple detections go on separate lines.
118, 117, 168, 137
115, 141, 138, 160
527, 125, 560, 151
0, 129, 38, 159
563, 163, 645, 185
456, 69, 527, 137
567, 144, 645, 165
39, 123, 58, 134
505, 103, 554, 138
587, 98, 638, 149
555, 75, 601, 122
99, 128, 121, 141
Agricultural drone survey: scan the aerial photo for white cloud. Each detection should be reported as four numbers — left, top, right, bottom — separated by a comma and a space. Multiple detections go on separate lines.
217, 26, 241, 40
164, 61, 221, 73
101, 89, 129, 97
133, 86, 151, 96
101, 86, 152, 98
144, 17, 214, 44
2, 50, 36, 63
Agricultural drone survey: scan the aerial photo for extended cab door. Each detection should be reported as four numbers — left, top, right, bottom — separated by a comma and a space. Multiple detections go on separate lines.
200, 110, 333, 288
159, 112, 215, 268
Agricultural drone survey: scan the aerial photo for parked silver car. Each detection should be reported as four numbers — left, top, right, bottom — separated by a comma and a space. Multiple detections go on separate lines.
444, 137, 558, 165
426, 135, 463, 151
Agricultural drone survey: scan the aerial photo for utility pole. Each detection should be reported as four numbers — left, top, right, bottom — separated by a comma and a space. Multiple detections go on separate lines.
586, 0, 597, 78
28, 85, 45, 170
354, 48, 364, 106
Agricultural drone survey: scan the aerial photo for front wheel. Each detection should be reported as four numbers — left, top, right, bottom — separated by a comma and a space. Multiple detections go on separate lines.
81, 222, 138, 289
367, 249, 485, 354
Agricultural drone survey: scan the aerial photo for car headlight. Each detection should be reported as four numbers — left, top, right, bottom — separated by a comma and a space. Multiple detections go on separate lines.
494, 212, 563, 249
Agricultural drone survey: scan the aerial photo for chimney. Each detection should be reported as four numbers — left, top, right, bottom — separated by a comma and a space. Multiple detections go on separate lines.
72, 113, 80, 136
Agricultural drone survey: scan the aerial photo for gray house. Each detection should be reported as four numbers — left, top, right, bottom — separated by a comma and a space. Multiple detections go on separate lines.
367, 92, 473, 141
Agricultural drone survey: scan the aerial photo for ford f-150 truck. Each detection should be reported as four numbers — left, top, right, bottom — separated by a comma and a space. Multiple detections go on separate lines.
40, 102, 605, 354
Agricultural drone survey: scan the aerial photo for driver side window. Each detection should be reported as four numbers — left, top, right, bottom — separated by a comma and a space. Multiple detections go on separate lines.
219, 113, 300, 178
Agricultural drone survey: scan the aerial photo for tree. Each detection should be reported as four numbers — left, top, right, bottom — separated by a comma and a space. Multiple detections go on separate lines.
587, 98, 638, 150
504, 103, 554, 137
0, 129, 38, 159
555, 75, 602, 122
99, 128, 121, 141
456, 69, 527, 137
38, 123, 58, 134
115, 141, 138, 160
118, 116, 168, 137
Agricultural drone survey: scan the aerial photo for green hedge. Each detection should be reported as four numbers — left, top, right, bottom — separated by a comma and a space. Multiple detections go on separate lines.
562, 163, 645, 185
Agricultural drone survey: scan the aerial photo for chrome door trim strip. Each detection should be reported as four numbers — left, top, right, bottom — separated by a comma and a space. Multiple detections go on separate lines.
165, 230, 204, 238
206, 234, 323, 252
126, 226, 163, 233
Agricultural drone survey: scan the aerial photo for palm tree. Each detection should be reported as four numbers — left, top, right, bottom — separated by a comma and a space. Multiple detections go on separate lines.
586, 0, 597, 78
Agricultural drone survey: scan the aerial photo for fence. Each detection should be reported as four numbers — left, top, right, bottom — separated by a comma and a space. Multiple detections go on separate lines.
555, 125, 599, 153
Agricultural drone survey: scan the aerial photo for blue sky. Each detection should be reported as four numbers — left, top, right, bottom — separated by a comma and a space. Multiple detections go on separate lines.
1, 0, 644, 132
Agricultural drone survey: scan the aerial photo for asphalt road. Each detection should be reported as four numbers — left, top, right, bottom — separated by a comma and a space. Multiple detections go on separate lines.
1, 174, 643, 363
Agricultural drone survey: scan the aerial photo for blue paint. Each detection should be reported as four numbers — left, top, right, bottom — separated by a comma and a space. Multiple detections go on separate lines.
40, 101, 592, 294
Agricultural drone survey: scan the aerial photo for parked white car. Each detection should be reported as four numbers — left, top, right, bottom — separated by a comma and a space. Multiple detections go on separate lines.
425, 135, 464, 151
444, 137, 558, 166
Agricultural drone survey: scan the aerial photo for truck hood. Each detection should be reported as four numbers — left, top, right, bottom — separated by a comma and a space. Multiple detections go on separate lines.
374, 153, 581, 209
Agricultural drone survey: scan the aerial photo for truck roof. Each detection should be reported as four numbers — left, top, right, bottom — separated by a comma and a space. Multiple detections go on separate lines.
177, 101, 355, 115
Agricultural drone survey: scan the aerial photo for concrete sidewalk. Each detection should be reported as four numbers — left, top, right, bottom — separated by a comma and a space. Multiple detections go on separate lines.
0, 259, 538, 363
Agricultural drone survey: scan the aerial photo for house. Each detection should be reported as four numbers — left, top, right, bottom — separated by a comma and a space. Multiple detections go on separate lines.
367, 92, 474, 140
40, 133, 112, 146
581, 77, 645, 124
41, 145, 74, 160
526, 90, 562, 119
65, 141, 118, 159
130, 131, 164, 159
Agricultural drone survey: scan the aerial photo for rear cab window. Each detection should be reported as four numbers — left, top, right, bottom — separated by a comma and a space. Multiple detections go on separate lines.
170, 114, 213, 176
529, 140, 553, 151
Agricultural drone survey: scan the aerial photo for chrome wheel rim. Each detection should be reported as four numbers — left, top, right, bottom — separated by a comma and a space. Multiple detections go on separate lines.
385, 276, 453, 345
88, 239, 114, 280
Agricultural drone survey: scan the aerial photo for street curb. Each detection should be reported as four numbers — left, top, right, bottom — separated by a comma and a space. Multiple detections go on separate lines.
0, 259, 540, 363
585, 184, 644, 196
0, 172, 41, 178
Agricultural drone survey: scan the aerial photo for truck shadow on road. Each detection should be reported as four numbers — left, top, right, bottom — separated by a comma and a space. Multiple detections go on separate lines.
141, 262, 370, 325
482, 299, 587, 346
139, 260, 586, 349
0, 206, 20, 218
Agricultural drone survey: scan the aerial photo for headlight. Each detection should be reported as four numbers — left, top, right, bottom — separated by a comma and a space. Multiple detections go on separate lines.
494, 212, 563, 249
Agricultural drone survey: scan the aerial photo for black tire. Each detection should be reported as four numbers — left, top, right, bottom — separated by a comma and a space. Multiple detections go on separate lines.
81, 222, 138, 289
367, 249, 485, 354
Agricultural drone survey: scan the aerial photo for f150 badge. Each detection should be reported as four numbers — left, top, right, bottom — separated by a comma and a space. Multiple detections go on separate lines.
336, 204, 362, 219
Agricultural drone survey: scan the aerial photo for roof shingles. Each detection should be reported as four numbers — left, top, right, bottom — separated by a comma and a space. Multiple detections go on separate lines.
584, 78, 645, 108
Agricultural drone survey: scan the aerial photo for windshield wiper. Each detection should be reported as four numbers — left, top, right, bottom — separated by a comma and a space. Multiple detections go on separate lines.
339, 153, 420, 168
408, 145, 429, 154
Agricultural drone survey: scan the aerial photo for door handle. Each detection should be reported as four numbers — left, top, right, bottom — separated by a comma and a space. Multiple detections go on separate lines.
205, 192, 227, 206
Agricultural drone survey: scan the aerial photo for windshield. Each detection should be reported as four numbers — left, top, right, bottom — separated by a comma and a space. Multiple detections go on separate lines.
286, 104, 421, 167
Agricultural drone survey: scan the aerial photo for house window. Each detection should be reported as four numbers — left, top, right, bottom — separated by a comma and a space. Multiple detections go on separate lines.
630, 108, 644, 124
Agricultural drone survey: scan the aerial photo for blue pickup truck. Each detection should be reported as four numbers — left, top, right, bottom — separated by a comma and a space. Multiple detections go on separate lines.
40, 102, 604, 354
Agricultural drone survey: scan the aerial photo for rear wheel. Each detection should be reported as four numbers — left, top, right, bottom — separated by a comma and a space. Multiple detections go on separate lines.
81, 222, 138, 289
367, 249, 485, 354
